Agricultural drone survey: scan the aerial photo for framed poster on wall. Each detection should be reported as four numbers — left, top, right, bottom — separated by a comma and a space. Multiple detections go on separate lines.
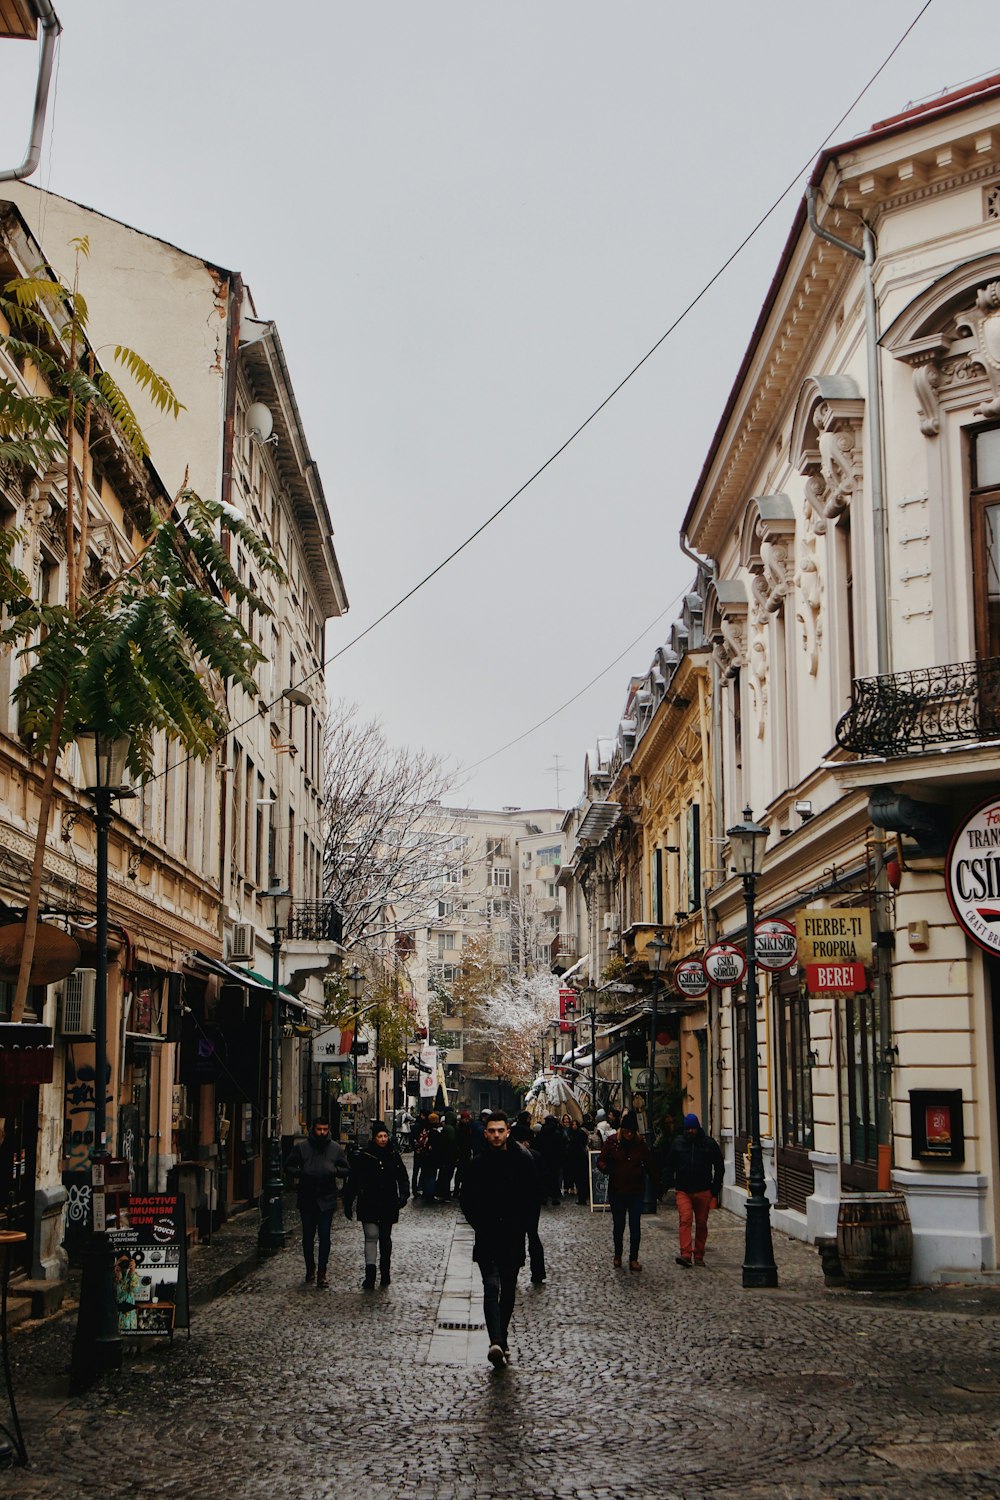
909, 1090, 964, 1163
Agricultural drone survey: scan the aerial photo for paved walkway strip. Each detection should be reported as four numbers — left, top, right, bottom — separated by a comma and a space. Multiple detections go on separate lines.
427, 1218, 486, 1366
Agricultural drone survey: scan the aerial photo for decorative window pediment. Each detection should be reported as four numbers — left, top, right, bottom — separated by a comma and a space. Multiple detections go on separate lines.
704, 578, 748, 678
883, 250, 1000, 436
791, 375, 864, 533
739, 493, 796, 615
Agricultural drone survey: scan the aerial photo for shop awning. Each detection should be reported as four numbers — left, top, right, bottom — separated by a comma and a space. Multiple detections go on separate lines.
559, 953, 590, 982
190, 952, 307, 1014
597, 1009, 650, 1040
594, 1038, 633, 1065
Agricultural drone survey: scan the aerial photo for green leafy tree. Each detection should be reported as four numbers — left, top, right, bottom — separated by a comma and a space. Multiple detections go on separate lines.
0, 241, 281, 1019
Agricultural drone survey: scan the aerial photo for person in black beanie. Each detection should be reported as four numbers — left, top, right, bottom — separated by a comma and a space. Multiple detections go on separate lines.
344, 1121, 410, 1289
285, 1120, 349, 1288
659, 1112, 724, 1268
596, 1110, 655, 1272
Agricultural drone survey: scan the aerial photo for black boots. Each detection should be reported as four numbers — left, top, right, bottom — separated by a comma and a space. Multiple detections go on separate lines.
363, 1264, 377, 1291
380, 1252, 391, 1287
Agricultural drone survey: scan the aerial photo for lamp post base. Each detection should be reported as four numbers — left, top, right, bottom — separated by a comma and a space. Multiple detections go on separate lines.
69, 1231, 122, 1394
742, 1194, 779, 1289
257, 1137, 289, 1254
641, 1172, 658, 1215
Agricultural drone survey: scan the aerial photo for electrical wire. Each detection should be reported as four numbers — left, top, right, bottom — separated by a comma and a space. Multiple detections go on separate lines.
147, 0, 933, 790
456, 586, 689, 777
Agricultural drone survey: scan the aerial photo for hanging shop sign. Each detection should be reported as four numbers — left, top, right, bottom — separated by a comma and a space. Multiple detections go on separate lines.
805, 961, 867, 993
673, 958, 710, 998
795, 907, 873, 965
419, 1044, 438, 1099
946, 796, 1000, 955
703, 942, 747, 989
753, 918, 797, 972
559, 987, 577, 1032
312, 1026, 353, 1064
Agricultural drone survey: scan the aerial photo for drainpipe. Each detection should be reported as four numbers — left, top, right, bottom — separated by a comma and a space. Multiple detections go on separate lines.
807, 185, 894, 1191
0, 1, 62, 184
678, 534, 724, 1136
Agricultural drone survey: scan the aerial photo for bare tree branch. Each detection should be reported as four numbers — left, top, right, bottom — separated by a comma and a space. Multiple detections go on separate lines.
322, 699, 463, 950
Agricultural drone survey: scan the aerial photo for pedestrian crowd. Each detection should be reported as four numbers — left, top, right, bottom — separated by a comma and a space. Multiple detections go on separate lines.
283, 1101, 726, 1369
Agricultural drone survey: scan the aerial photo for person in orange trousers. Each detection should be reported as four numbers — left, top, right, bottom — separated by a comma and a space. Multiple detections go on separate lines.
659, 1113, 724, 1268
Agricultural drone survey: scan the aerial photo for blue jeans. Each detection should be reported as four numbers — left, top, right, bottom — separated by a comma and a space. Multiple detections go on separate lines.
300, 1204, 333, 1275
609, 1192, 643, 1261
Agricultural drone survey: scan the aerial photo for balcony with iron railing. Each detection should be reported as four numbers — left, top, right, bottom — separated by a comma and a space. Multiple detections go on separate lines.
286, 901, 344, 945
835, 657, 1000, 758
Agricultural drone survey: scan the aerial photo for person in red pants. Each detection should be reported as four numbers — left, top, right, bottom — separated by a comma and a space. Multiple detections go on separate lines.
659, 1113, 724, 1268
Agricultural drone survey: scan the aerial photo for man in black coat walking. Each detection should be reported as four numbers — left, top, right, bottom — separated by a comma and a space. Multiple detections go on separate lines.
459, 1111, 540, 1368
659, 1112, 725, 1268
285, 1120, 349, 1288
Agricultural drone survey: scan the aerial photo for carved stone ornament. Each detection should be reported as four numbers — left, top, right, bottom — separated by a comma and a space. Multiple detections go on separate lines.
791, 376, 865, 535
911, 354, 942, 437
740, 495, 796, 616
748, 609, 769, 740
794, 510, 824, 677
957, 281, 1000, 420
882, 253, 1000, 438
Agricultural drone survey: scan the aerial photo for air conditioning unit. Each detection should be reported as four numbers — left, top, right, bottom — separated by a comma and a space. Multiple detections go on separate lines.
603, 912, 620, 933
60, 969, 97, 1035
229, 922, 254, 962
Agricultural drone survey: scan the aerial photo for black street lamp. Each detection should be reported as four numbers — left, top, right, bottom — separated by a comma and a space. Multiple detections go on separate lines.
585, 987, 598, 1119
564, 997, 577, 1081
70, 728, 131, 1393
258, 885, 292, 1253
642, 932, 671, 1215
727, 807, 778, 1289
346, 964, 365, 1138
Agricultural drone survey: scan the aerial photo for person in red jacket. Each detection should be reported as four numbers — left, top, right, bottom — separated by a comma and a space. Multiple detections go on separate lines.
596, 1111, 656, 1272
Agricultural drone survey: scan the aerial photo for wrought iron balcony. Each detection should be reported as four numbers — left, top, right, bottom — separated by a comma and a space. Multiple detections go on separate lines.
286, 900, 343, 945
835, 657, 1000, 757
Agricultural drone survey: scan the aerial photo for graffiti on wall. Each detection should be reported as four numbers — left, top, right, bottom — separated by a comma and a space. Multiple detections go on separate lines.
63, 1045, 112, 1171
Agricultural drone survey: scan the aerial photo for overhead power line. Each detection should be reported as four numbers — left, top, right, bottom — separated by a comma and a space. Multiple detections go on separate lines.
151, 0, 933, 789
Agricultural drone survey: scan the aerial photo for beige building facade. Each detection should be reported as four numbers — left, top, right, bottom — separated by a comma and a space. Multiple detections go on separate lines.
0, 183, 348, 1288
682, 76, 1000, 1279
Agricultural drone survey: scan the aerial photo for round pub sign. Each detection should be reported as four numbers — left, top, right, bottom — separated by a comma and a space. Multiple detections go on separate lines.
673, 958, 710, 998
947, 795, 1000, 954
754, 918, 797, 972
703, 942, 747, 989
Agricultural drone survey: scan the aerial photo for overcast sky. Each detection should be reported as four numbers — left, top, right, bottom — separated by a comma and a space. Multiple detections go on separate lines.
0, 2, 992, 810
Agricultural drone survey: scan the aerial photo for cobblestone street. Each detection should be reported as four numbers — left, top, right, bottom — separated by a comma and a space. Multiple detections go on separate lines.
7, 1199, 1000, 1500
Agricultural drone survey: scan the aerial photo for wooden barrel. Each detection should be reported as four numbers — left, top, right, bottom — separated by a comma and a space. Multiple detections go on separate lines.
836, 1191, 913, 1290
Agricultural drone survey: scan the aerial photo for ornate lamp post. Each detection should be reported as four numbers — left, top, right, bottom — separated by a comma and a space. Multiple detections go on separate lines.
642, 932, 671, 1215
583, 985, 598, 1117
726, 807, 778, 1289
70, 728, 131, 1393
258, 886, 292, 1252
346, 964, 365, 1137
563, 996, 578, 1077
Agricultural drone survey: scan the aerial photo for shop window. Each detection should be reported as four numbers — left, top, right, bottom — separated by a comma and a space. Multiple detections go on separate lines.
971, 426, 1000, 658
777, 982, 814, 1152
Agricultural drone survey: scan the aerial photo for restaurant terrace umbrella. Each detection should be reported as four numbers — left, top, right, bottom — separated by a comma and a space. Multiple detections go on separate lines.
524, 1073, 584, 1124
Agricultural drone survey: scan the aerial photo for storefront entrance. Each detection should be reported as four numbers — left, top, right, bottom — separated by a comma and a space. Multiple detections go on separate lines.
776, 978, 815, 1213
0, 1087, 37, 1274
